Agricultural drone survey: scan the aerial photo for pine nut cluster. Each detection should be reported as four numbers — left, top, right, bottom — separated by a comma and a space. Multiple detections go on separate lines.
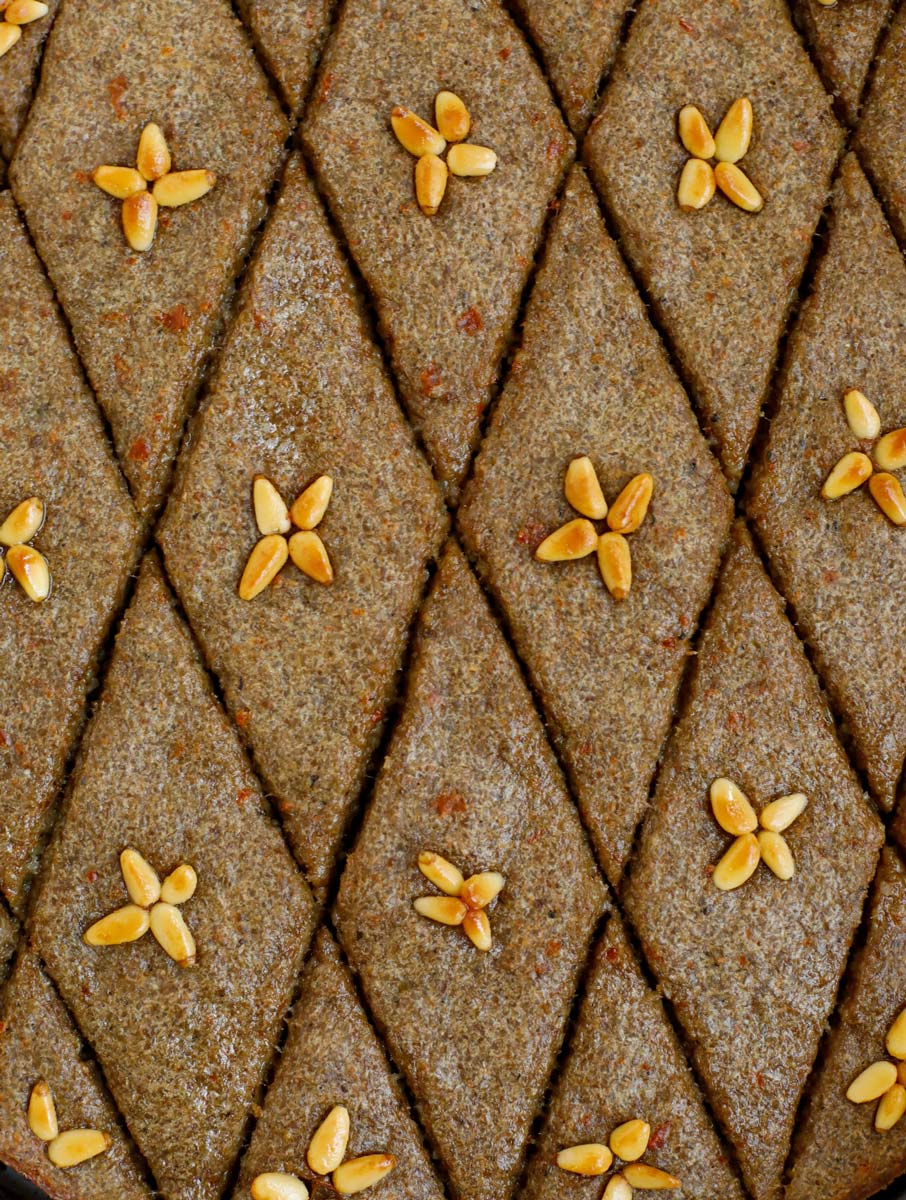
239, 473, 335, 600
709, 778, 808, 891
534, 457, 654, 602
677, 98, 764, 214
846, 1008, 906, 1133
84, 848, 198, 966
390, 91, 497, 216
0, 496, 50, 602
821, 390, 906, 524
251, 1105, 395, 1198
557, 1118, 681, 1194
413, 851, 505, 952
92, 122, 216, 252
27, 1079, 112, 1169
0, 0, 47, 60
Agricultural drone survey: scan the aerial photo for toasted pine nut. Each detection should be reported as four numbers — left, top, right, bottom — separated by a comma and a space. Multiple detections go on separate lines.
391, 106, 446, 157
239, 534, 288, 600
463, 908, 492, 951
757, 830, 795, 880
136, 122, 171, 182
6, 544, 50, 601
0, 21, 21, 54
535, 518, 597, 562
447, 144, 497, 177
414, 895, 467, 925
290, 475, 333, 531
460, 871, 505, 910
714, 161, 763, 212
898, 1062, 906, 1087
759, 793, 807, 833
874, 429, 906, 471
677, 158, 716, 211
4, 0, 47, 23
251, 1173, 309, 1200
609, 1119, 650, 1162
160, 863, 197, 906
0, 496, 44, 547
848, 1061, 899, 1103
288, 530, 334, 585
92, 165, 147, 200
149, 901, 196, 966
253, 476, 291, 536
603, 1176, 633, 1200
821, 451, 872, 499
876, 1084, 906, 1131
713, 833, 760, 891
120, 848, 161, 907
435, 91, 471, 142
46, 1129, 112, 1168
678, 105, 716, 159
843, 390, 881, 440
418, 851, 464, 896
332, 1154, 396, 1195
607, 473, 654, 534
122, 190, 158, 252
27, 1080, 58, 1141
84, 904, 150, 946
597, 532, 632, 600
564, 456, 608, 520
869, 473, 906, 525
556, 1144, 613, 1176
307, 1105, 350, 1175
415, 153, 448, 216
622, 1163, 682, 1189
886, 1009, 906, 1060
152, 169, 216, 208
714, 98, 753, 163
709, 778, 758, 835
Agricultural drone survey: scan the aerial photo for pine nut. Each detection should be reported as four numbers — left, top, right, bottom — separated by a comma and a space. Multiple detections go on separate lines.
160, 863, 197, 906
713, 833, 760, 891
0, 497, 44, 547
84, 904, 150, 946
6, 545, 50, 601
149, 901, 196, 966
869, 473, 906, 525
288, 531, 334, 585
251, 1173, 309, 1200
446, 144, 497, 177
607, 473, 653, 534
290, 475, 333, 530
122, 190, 158, 252
843, 390, 881, 440
759, 793, 807, 833
714, 162, 763, 212
714, 98, 753, 163
92, 165, 147, 200
252, 476, 291, 536
757, 830, 795, 880
332, 1154, 396, 1196
677, 158, 716, 211
597, 532, 632, 600
415, 154, 448, 216
678, 105, 715, 159
4, 0, 47, 22
239, 534, 288, 600
307, 1105, 350, 1175
564, 456, 608, 520
463, 908, 492, 951
418, 851, 464, 896
460, 871, 505, 910
27, 1080, 58, 1141
622, 1163, 682, 1189
556, 1144, 613, 1176
391, 107, 446, 157
0, 22, 21, 55
136, 122, 171, 182
898, 1062, 906, 1087
847, 1061, 898, 1103
435, 91, 470, 142
414, 896, 467, 925
535, 519, 598, 562
886, 1009, 906, 1060
46, 1129, 112, 1168
876, 1084, 906, 1131
709, 778, 758, 835
874, 429, 906, 471
120, 848, 161, 907
821, 451, 873, 499
603, 1176, 633, 1200
609, 1119, 650, 1162
152, 170, 216, 208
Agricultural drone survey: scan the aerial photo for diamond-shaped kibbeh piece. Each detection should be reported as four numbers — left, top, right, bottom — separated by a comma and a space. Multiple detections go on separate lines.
0, 0, 59, 161
509, 0, 633, 136
235, 0, 334, 115
855, 3, 906, 250
0, 191, 140, 915
10, 0, 288, 519
0, 949, 152, 1200
159, 155, 447, 898
459, 166, 731, 885
302, 0, 574, 501
786, 847, 906, 1200
585, 0, 842, 486
749, 154, 906, 814
625, 523, 883, 1200
522, 912, 744, 1200
792, 0, 896, 125
30, 556, 317, 1200
235, 929, 445, 1200
336, 543, 606, 1200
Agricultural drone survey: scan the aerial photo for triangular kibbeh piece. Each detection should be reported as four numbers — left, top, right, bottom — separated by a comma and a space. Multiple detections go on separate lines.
0, 0, 60, 161
235, 929, 445, 1200
625, 522, 883, 1200
523, 912, 744, 1200
10, 0, 288, 518
585, 0, 842, 486
336, 543, 607, 1200
30, 556, 317, 1200
509, 0, 632, 137
749, 154, 906, 813
235, 0, 334, 115
787, 847, 906, 1200
0, 191, 140, 914
159, 155, 447, 898
302, 0, 573, 501
0, 949, 152, 1200
856, 4, 906, 249
792, 0, 895, 125
459, 166, 732, 885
